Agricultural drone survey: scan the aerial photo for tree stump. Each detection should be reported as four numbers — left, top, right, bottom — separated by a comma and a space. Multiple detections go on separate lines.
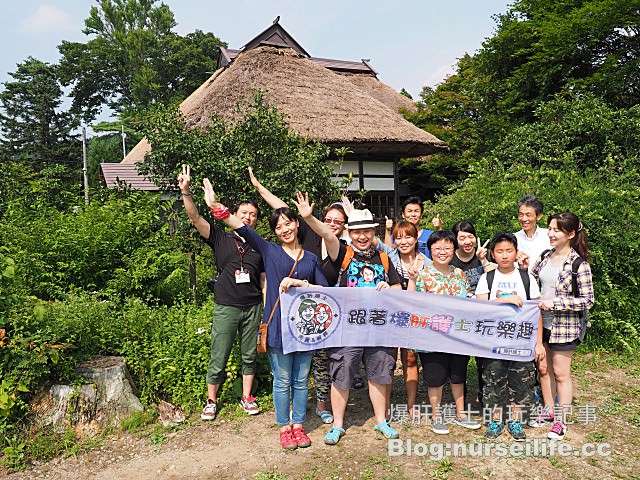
30, 356, 144, 436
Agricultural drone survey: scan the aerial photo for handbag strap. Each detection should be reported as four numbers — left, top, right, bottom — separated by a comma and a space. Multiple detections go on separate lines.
264, 248, 303, 327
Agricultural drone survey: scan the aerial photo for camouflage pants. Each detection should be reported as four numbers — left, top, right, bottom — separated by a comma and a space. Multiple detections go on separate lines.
482, 359, 536, 422
311, 349, 331, 403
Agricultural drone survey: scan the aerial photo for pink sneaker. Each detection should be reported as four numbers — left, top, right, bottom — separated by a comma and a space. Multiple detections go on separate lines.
547, 421, 567, 440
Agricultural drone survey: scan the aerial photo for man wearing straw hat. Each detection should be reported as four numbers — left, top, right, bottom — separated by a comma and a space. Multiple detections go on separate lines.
323, 208, 403, 445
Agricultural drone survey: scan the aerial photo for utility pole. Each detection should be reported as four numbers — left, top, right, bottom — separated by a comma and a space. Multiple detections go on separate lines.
121, 124, 127, 159
82, 127, 89, 206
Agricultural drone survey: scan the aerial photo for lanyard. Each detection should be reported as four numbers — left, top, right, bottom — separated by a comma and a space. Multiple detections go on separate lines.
234, 239, 249, 271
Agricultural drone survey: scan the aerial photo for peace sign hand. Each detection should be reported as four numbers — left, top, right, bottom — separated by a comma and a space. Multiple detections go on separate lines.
477, 238, 490, 260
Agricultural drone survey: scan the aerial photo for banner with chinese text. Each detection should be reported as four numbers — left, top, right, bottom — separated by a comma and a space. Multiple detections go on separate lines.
280, 287, 540, 360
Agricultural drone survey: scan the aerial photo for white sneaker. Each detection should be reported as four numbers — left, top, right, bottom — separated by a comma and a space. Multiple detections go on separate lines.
201, 399, 217, 420
453, 416, 482, 430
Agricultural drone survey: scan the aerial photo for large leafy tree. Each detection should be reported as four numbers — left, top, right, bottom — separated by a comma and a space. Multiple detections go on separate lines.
138, 92, 340, 219
58, 0, 225, 121
423, 95, 640, 351
0, 57, 79, 168
407, 0, 640, 193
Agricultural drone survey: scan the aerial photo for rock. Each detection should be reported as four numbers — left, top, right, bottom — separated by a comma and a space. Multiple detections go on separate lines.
30, 356, 143, 434
157, 400, 186, 427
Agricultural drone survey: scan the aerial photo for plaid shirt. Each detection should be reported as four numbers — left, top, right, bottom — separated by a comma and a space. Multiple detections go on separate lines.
532, 248, 594, 344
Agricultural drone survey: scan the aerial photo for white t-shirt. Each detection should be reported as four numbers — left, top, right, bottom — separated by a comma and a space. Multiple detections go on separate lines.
514, 226, 551, 271
475, 268, 541, 300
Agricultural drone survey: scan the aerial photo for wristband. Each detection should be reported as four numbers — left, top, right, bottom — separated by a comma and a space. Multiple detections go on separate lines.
210, 204, 231, 220
181, 192, 192, 197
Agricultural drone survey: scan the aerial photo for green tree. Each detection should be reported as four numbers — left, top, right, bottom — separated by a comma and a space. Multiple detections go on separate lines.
407, 0, 640, 193
424, 96, 640, 351
137, 92, 340, 217
58, 0, 225, 121
0, 57, 79, 170
480, 0, 640, 118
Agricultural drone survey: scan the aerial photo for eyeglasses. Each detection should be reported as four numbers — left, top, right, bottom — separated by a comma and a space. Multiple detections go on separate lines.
324, 217, 345, 226
432, 247, 453, 253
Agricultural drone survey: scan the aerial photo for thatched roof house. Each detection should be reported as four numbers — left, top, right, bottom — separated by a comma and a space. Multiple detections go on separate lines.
114, 20, 446, 216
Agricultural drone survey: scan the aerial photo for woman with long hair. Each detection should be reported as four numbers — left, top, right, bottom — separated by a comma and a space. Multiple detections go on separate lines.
202, 178, 328, 450
531, 212, 594, 440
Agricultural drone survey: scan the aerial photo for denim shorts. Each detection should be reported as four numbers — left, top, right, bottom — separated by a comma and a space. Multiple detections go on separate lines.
543, 328, 581, 351
327, 346, 395, 390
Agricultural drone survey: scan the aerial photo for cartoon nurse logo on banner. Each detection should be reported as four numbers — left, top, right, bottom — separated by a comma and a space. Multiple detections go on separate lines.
288, 292, 341, 344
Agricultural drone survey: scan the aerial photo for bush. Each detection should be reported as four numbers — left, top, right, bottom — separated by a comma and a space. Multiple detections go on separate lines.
1, 190, 188, 302
1, 293, 271, 429
424, 97, 640, 351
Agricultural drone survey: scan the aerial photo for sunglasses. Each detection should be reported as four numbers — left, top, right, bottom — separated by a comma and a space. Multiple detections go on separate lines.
324, 217, 345, 226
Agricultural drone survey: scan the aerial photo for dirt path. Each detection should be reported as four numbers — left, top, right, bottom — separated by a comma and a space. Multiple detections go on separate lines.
5, 353, 639, 480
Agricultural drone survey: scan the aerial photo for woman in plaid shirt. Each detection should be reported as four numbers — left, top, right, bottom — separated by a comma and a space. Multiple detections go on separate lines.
531, 212, 594, 441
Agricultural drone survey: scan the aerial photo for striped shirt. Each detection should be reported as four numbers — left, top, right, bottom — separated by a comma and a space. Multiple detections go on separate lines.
531, 248, 594, 344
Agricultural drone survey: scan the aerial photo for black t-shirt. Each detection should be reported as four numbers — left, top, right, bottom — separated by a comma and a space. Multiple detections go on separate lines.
450, 253, 484, 294
203, 226, 263, 307
336, 243, 402, 288
298, 220, 345, 286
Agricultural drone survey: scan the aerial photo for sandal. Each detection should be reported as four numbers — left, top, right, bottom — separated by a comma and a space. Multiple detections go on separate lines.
324, 426, 346, 445
315, 408, 334, 424
374, 420, 399, 439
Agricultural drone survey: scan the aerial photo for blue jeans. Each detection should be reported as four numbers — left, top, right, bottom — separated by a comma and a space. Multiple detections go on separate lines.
267, 348, 313, 426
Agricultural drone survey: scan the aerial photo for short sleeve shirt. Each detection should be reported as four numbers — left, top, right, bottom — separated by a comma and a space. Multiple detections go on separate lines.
415, 265, 471, 297
336, 244, 402, 288
514, 227, 551, 272
203, 226, 263, 307
475, 269, 540, 300
450, 254, 484, 294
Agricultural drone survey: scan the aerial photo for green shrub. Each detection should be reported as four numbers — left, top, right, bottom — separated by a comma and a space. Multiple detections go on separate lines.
424, 97, 640, 351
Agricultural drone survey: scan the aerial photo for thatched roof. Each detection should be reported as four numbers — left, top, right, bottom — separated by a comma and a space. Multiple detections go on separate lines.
123, 46, 446, 163
335, 71, 417, 113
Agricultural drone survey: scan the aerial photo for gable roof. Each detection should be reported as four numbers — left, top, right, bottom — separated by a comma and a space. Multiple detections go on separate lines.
100, 162, 160, 190
122, 22, 445, 165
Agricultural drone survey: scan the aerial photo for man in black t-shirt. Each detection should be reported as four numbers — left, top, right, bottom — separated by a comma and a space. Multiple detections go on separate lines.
179, 165, 264, 421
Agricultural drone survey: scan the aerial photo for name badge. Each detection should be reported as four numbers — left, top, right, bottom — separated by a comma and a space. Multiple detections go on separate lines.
235, 269, 250, 284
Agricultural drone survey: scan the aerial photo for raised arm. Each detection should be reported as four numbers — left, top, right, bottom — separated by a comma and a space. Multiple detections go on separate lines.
203, 178, 244, 230
292, 192, 341, 261
248, 167, 287, 209
178, 164, 210, 239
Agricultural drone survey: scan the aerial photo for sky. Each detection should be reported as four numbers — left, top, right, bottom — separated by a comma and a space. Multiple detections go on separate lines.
1, 0, 511, 125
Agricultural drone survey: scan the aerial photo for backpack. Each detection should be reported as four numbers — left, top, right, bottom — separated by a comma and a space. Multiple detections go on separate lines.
540, 249, 590, 340
338, 246, 390, 285
486, 268, 531, 300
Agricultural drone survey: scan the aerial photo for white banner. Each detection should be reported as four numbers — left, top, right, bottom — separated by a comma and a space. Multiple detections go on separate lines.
280, 287, 540, 361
